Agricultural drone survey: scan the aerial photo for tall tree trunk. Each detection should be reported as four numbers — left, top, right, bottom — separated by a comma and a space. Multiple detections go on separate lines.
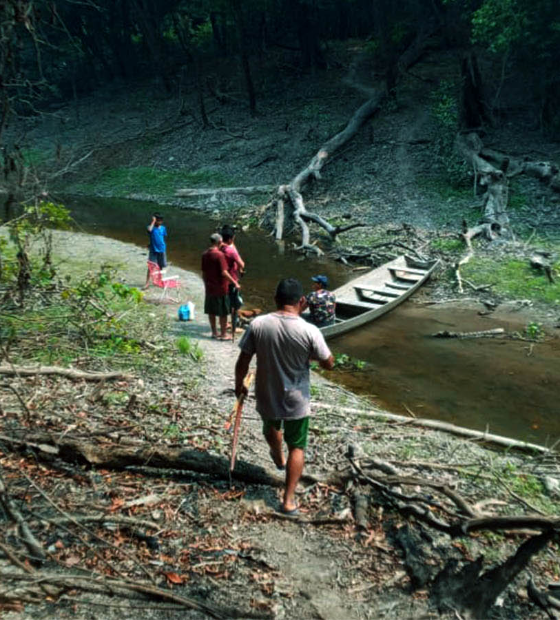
231, 0, 256, 116
133, 0, 171, 92
209, 12, 226, 54
290, 0, 325, 70
461, 52, 486, 129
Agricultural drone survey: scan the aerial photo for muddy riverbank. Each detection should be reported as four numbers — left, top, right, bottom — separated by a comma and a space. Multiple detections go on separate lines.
60, 196, 560, 446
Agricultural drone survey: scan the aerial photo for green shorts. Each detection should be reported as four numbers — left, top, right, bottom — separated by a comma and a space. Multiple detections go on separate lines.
262, 417, 309, 449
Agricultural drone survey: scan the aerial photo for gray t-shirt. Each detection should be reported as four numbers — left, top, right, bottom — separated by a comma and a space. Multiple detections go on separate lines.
238, 312, 332, 420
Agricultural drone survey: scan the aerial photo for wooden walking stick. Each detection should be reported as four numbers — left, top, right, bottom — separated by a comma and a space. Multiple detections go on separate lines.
226, 372, 254, 482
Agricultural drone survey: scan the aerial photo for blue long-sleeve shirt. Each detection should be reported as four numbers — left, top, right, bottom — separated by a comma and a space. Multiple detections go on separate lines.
148, 225, 167, 253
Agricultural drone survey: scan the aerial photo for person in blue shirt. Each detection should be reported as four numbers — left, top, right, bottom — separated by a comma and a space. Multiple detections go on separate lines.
144, 214, 168, 288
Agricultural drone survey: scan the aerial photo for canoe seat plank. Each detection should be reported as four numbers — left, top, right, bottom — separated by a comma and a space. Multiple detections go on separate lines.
389, 267, 426, 276
351, 295, 388, 306
354, 286, 398, 299
388, 267, 422, 282
385, 281, 410, 290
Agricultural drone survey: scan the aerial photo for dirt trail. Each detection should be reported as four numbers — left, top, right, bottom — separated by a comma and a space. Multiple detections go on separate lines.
51, 230, 381, 618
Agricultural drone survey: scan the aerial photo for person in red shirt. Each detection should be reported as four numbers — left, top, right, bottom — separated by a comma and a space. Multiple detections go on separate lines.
201, 233, 239, 340
220, 225, 245, 337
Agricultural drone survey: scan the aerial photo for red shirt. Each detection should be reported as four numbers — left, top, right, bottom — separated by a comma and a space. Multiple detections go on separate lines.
201, 247, 229, 296
221, 243, 242, 280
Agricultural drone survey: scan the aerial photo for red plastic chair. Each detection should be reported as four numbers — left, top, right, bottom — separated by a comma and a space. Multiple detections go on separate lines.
146, 261, 182, 302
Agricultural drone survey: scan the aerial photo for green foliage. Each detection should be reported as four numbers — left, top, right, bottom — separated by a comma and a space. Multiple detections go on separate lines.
497, 462, 555, 513
390, 21, 409, 45
461, 257, 560, 304
471, 0, 529, 53
333, 353, 367, 371
2, 201, 72, 302
21, 148, 51, 167
73, 167, 234, 197
103, 391, 130, 406
430, 237, 465, 253
524, 321, 544, 340
431, 80, 459, 132
429, 80, 469, 185
176, 335, 204, 361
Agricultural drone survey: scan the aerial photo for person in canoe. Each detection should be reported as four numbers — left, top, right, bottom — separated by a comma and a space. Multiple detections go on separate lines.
302, 275, 336, 328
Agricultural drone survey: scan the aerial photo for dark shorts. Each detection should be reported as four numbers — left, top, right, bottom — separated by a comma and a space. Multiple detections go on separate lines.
228, 284, 243, 311
149, 251, 167, 269
262, 417, 309, 449
204, 295, 231, 317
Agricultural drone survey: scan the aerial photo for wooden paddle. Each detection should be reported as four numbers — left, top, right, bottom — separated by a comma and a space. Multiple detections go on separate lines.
226, 372, 254, 478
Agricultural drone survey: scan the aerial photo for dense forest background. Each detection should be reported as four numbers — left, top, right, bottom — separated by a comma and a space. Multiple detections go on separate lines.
2, 0, 560, 143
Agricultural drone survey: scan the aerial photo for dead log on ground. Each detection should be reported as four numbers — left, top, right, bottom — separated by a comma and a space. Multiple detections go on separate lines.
0, 472, 46, 562
481, 147, 560, 194
431, 531, 556, 619
346, 451, 560, 617
0, 570, 260, 619
456, 133, 512, 239
313, 403, 552, 454
175, 185, 275, 198
0, 432, 324, 488
530, 251, 556, 283
528, 577, 560, 618
0, 365, 131, 381
432, 328, 505, 339
270, 25, 437, 253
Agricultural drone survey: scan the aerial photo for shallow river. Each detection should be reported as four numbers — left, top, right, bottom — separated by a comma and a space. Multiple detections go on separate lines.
25, 197, 560, 444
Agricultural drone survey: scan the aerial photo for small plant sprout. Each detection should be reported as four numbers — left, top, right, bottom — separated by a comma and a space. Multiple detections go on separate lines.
525, 321, 544, 341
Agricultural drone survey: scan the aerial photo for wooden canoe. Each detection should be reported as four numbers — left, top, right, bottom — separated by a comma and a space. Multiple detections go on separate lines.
320, 255, 438, 339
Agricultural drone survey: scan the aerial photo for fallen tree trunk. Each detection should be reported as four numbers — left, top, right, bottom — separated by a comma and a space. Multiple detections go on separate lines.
431, 531, 556, 619
432, 328, 505, 339
312, 403, 552, 454
456, 132, 511, 238
275, 94, 384, 252
0, 433, 324, 487
175, 185, 275, 197
271, 24, 437, 252
0, 570, 251, 619
481, 147, 560, 193
0, 365, 131, 381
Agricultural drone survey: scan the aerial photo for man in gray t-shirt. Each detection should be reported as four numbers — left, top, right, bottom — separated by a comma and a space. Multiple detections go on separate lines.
235, 278, 334, 514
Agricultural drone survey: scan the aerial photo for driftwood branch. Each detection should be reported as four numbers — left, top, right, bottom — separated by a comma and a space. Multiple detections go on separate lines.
271, 26, 436, 250
313, 403, 551, 454
0, 432, 324, 487
528, 577, 560, 618
432, 531, 556, 618
0, 365, 132, 381
432, 328, 505, 339
175, 185, 274, 198
0, 570, 259, 619
0, 471, 46, 561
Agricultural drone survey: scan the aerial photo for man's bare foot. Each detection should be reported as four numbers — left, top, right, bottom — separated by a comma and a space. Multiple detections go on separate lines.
219, 334, 232, 341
